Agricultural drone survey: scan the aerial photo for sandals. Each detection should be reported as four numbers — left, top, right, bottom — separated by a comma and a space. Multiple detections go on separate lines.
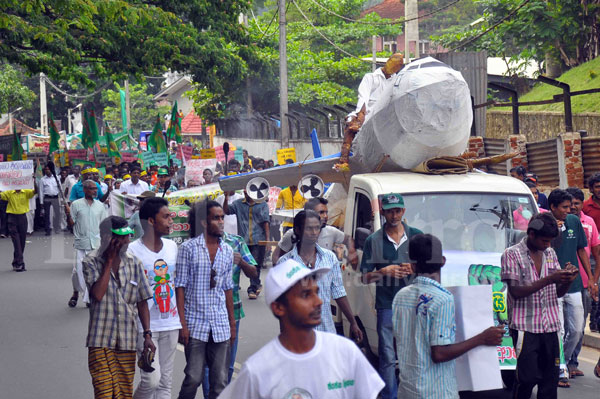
68, 295, 78, 308
569, 368, 584, 378
558, 377, 570, 388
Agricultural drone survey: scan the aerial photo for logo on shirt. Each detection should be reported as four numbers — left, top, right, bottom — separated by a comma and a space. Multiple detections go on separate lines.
282, 388, 313, 398
566, 228, 575, 239
416, 293, 433, 316
327, 379, 355, 391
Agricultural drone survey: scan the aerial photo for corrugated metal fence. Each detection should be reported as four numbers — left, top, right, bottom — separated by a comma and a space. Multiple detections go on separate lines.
526, 139, 560, 187
483, 138, 507, 175
582, 136, 600, 187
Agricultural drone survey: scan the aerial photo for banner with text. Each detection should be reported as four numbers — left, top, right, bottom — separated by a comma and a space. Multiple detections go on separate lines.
276, 148, 297, 165
185, 159, 217, 186
0, 160, 34, 190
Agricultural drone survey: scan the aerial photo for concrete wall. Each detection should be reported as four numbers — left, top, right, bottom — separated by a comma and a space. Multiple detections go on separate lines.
487, 111, 600, 140
213, 136, 343, 162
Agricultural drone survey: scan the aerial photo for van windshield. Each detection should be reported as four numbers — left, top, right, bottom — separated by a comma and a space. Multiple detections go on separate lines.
396, 193, 537, 254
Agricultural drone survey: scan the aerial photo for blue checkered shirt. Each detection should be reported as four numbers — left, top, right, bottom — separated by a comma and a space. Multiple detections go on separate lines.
175, 234, 234, 343
278, 244, 346, 333
392, 276, 458, 399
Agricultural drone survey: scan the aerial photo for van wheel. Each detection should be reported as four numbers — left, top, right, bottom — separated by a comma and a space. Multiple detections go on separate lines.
501, 370, 515, 390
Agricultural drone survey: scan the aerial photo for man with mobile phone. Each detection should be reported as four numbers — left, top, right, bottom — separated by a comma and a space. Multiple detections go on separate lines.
548, 189, 595, 388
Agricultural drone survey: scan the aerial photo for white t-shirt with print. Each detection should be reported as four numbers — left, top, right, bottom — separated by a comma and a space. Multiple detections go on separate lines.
127, 238, 182, 332
218, 330, 384, 399
279, 225, 345, 252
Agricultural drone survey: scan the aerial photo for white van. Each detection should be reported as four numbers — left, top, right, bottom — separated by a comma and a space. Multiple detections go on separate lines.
333, 171, 538, 383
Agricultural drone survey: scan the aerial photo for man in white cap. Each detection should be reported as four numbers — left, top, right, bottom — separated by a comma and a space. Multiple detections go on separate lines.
218, 259, 384, 399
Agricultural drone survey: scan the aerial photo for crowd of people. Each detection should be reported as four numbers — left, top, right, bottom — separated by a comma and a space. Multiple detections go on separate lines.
2, 148, 600, 399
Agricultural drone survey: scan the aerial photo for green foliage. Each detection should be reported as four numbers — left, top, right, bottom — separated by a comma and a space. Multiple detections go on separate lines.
102, 82, 170, 133
191, 0, 401, 121
493, 57, 600, 113
432, 0, 599, 69
0, 1, 250, 92
0, 64, 36, 114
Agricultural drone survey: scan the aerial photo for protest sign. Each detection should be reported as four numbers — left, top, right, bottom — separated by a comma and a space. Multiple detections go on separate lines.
95, 153, 112, 166
267, 186, 282, 214
185, 159, 217, 185
120, 151, 138, 163
165, 205, 191, 245
234, 149, 244, 163
140, 151, 154, 167
276, 148, 296, 164
178, 145, 194, 161
0, 160, 34, 190
172, 158, 182, 167
68, 149, 87, 161
200, 148, 216, 159
447, 285, 503, 392
27, 134, 49, 153
153, 152, 169, 167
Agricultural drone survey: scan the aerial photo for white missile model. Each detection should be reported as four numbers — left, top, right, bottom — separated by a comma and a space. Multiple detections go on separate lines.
353, 56, 473, 171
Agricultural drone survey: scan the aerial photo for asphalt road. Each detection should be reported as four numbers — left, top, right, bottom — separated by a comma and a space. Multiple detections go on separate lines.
0, 232, 598, 398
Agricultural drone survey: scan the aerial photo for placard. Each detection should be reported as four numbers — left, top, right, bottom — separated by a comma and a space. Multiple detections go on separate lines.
276, 147, 297, 165
200, 148, 216, 159
268, 186, 282, 214
153, 152, 169, 167
25, 152, 48, 163
172, 158, 182, 167
120, 151, 138, 163
0, 160, 34, 190
0, 135, 15, 155
234, 149, 244, 163
447, 285, 503, 392
68, 149, 87, 161
178, 145, 194, 161
27, 134, 49, 153
185, 159, 217, 185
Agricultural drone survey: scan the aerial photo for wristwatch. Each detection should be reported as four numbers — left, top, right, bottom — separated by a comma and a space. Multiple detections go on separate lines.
143, 330, 152, 338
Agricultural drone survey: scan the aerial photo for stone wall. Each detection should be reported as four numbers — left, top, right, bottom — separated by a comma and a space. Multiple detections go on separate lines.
486, 111, 600, 141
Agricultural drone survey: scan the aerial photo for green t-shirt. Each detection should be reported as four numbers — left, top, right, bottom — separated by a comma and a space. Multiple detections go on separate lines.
553, 213, 587, 293
359, 223, 422, 309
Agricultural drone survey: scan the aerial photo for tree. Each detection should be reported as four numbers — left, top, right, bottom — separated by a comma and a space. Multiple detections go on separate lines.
189, 0, 402, 121
0, 64, 36, 114
102, 82, 170, 133
432, 1, 600, 72
0, 1, 251, 91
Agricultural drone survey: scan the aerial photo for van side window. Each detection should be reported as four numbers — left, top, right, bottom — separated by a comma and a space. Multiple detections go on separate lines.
354, 192, 373, 250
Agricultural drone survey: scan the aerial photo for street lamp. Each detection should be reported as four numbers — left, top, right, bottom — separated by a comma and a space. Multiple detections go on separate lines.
8, 106, 23, 136
67, 103, 83, 135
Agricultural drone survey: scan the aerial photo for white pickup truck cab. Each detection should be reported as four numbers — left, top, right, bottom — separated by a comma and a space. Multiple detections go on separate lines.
332, 171, 537, 380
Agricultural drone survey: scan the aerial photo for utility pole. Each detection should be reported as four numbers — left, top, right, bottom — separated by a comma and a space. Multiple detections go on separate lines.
124, 79, 132, 133
405, 0, 420, 61
40, 73, 48, 135
372, 35, 377, 72
279, 0, 290, 148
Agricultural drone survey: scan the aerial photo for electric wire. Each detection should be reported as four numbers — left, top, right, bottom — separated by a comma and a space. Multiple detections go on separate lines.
43, 76, 113, 99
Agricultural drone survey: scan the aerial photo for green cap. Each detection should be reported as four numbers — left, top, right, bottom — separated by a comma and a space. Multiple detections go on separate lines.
381, 193, 405, 210
149, 161, 158, 167
111, 226, 134, 236
157, 167, 169, 176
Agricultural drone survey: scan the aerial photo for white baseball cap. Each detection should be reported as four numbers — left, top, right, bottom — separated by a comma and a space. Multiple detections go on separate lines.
265, 259, 330, 307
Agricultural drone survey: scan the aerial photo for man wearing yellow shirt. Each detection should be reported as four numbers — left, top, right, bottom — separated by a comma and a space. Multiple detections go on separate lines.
1, 180, 37, 272
276, 185, 306, 233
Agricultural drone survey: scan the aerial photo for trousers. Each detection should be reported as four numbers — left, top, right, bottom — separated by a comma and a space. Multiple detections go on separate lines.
7, 213, 27, 268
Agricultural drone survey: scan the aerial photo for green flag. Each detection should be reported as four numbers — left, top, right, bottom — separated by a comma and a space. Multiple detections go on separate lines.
120, 89, 127, 134
48, 113, 60, 154
166, 102, 182, 143
88, 109, 100, 148
148, 114, 167, 153
11, 124, 23, 161
104, 122, 121, 158
82, 109, 92, 149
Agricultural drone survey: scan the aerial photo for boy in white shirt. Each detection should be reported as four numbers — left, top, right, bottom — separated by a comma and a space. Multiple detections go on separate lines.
218, 259, 384, 399
127, 197, 182, 399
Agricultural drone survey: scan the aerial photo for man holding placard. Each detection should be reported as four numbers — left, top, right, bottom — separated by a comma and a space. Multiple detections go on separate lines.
0, 161, 37, 272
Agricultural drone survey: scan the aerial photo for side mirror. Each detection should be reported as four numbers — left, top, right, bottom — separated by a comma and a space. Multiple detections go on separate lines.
354, 227, 371, 250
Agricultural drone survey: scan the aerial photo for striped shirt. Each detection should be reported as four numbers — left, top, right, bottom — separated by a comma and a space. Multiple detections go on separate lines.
82, 250, 153, 351
392, 276, 458, 399
174, 234, 234, 343
278, 244, 346, 333
501, 237, 561, 333
222, 232, 257, 320
225, 199, 270, 245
